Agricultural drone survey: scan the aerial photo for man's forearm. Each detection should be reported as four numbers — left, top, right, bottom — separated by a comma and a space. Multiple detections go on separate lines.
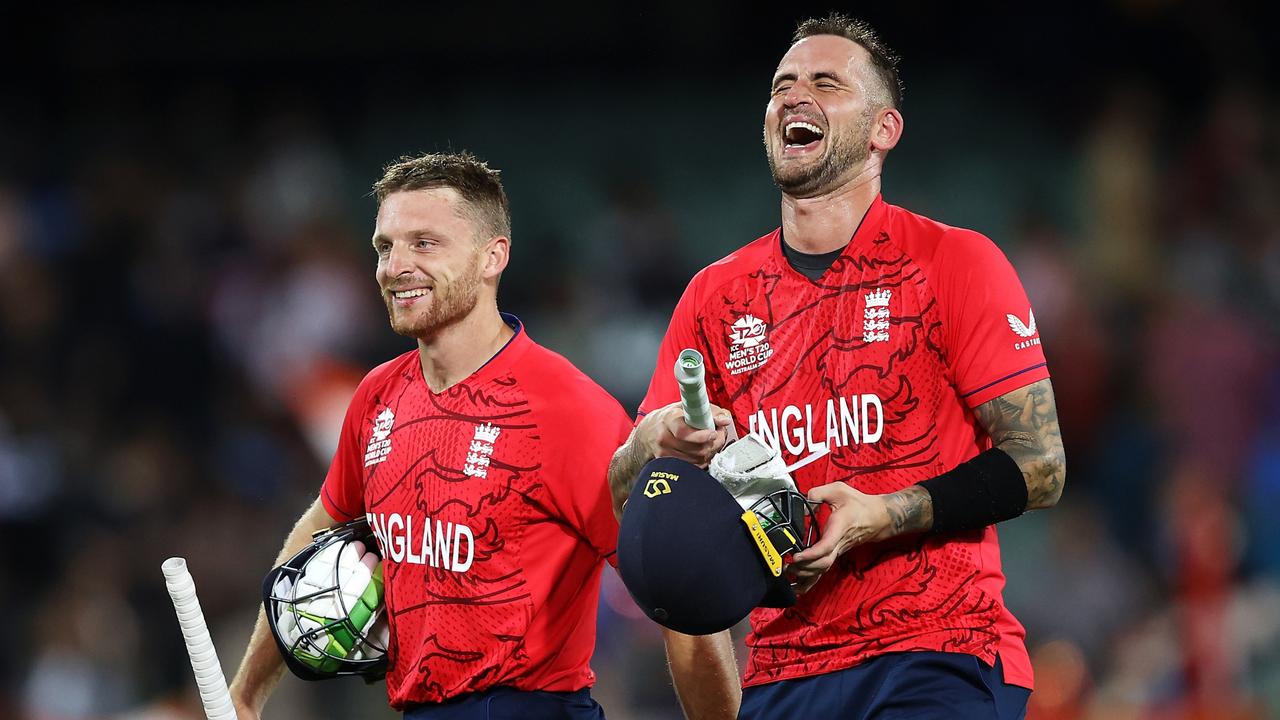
229, 496, 335, 713
663, 629, 740, 720
882, 485, 933, 537
608, 427, 653, 518
230, 604, 290, 714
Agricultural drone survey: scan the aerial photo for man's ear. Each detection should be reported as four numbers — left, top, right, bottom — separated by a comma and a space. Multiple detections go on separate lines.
482, 235, 510, 280
869, 107, 903, 153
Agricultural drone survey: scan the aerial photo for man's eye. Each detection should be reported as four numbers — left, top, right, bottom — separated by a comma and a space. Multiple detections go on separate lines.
772, 84, 791, 95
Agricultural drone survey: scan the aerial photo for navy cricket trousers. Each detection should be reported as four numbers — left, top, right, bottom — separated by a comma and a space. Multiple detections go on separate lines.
739, 652, 1030, 719
403, 687, 605, 720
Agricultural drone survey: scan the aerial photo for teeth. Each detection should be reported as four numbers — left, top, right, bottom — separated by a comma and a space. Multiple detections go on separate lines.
786, 121, 822, 134
784, 121, 824, 144
393, 289, 429, 299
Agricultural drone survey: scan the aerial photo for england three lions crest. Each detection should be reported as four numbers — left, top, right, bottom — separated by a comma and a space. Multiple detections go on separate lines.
863, 289, 891, 343
464, 423, 501, 478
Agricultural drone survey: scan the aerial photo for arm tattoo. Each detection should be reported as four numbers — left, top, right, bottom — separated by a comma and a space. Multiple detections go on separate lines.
608, 429, 653, 513
973, 378, 1066, 509
884, 485, 934, 535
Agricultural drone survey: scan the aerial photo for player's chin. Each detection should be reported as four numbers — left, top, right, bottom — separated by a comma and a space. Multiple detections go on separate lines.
773, 170, 824, 197
771, 149, 822, 176
777, 147, 825, 173
387, 312, 434, 339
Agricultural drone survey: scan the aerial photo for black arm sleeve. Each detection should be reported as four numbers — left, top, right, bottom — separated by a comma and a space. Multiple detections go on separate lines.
918, 448, 1027, 534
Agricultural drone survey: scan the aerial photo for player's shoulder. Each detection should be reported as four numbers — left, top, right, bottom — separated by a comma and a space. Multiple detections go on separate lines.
352, 349, 418, 397
364, 348, 419, 383
517, 339, 631, 447
882, 201, 1007, 267
681, 229, 779, 303
516, 338, 627, 417
699, 229, 778, 281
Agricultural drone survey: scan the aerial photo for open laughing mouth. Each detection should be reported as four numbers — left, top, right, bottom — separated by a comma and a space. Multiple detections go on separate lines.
783, 120, 825, 155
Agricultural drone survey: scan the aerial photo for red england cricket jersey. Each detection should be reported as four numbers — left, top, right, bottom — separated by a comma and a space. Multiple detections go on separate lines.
322, 316, 631, 709
639, 196, 1048, 690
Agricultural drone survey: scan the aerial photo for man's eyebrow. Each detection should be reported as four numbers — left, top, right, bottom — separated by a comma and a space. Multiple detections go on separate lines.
772, 70, 846, 89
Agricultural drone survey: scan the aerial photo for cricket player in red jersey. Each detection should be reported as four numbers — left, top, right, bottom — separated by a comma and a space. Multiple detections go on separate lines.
608, 14, 1066, 720
229, 152, 633, 719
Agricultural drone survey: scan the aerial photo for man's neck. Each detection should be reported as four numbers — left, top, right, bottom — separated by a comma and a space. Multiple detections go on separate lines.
780, 170, 880, 254
416, 303, 514, 393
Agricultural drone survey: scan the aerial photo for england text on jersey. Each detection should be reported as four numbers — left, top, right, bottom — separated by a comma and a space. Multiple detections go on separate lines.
367, 512, 474, 572
748, 393, 884, 457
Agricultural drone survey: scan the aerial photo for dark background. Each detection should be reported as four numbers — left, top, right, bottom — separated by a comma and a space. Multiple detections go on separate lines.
2, 2, 1277, 718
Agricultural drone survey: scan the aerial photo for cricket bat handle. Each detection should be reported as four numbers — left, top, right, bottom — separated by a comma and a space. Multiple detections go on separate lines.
675, 349, 714, 431
162, 557, 238, 720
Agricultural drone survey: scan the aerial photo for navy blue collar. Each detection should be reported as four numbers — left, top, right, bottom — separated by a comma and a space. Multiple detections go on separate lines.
473, 311, 524, 373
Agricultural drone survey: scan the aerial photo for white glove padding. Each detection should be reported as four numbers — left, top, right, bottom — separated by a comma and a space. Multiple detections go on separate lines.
709, 433, 799, 511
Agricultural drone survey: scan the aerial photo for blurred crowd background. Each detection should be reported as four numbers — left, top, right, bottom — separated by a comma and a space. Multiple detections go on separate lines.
2, 2, 1278, 719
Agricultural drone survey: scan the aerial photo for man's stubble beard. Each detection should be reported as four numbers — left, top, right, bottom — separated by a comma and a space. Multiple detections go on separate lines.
766, 111, 874, 199
386, 258, 484, 340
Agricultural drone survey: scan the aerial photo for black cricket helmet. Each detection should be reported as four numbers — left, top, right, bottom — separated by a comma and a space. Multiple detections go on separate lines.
262, 518, 389, 681
617, 458, 819, 635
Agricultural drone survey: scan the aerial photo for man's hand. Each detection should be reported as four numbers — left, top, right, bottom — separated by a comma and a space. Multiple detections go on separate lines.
609, 401, 736, 518
643, 401, 736, 467
788, 483, 932, 593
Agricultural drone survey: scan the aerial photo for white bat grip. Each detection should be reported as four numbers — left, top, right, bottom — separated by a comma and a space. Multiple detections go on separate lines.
162, 557, 238, 720
675, 349, 714, 430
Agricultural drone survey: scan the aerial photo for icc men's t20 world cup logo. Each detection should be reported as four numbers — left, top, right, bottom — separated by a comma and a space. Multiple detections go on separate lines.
725, 314, 774, 376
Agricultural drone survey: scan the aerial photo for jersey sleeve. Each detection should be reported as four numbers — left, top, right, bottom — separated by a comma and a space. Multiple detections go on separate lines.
320, 380, 371, 522
637, 274, 704, 419
934, 229, 1050, 408
539, 381, 633, 566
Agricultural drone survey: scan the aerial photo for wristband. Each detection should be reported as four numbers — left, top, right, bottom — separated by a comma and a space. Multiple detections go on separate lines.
918, 448, 1027, 534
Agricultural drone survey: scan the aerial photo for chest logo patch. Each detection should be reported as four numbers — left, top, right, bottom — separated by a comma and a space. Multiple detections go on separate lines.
364, 407, 395, 467
725, 314, 775, 375
464, 423, 501, 479
863, 289, 891, 343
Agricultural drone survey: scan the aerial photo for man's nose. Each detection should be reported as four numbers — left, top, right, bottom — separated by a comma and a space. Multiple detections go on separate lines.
385, 243, 415, 276
782, 81, 812, 108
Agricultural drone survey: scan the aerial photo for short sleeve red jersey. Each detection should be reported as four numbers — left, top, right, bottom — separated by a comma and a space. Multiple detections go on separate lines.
323, 316, 632, 709
639, 196, 1047, 690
